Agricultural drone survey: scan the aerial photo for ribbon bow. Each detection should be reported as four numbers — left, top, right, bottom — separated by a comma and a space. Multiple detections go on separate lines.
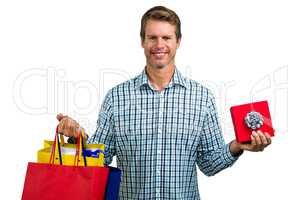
244, 111, 264, 130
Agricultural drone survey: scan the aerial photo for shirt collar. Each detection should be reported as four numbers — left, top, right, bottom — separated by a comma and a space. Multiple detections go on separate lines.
135, 67, 188, 90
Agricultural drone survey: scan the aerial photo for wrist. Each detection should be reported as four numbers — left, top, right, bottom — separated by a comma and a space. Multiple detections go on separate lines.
229, 140, 244, 157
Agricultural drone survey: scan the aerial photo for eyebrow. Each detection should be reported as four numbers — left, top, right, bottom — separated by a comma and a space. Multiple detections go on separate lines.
146, 35, 174, 38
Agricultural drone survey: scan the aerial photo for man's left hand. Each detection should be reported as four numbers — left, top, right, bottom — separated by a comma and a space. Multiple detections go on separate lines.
240, 130, 272, 152
230, 130, 272, 156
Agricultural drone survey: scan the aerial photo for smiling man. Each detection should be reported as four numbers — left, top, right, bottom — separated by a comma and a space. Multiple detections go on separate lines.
57, 6, 271, 199
141, 17, 181, 91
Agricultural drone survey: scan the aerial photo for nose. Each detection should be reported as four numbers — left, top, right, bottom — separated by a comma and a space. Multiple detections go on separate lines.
155, 38, 165, 49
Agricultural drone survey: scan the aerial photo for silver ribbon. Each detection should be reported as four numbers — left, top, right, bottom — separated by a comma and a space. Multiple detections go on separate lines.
244, 111, 264, 130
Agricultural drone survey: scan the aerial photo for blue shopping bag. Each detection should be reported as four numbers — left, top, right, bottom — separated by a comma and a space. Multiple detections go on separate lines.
105, 166, 122, 200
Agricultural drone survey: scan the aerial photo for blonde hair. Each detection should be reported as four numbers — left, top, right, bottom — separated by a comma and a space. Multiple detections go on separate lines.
140, 6, 182, 42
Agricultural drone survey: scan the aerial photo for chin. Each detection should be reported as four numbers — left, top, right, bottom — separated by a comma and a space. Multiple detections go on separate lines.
150, 61, 168, 69
154, 64, 166, 69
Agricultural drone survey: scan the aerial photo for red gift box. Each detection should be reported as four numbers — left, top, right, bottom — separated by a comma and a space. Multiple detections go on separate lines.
230, 100, 275, 143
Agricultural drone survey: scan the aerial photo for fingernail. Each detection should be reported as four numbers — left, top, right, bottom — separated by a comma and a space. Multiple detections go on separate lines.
252, 131, 257, 136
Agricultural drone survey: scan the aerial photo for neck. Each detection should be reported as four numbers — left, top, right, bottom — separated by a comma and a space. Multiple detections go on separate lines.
146, 64, 175, 91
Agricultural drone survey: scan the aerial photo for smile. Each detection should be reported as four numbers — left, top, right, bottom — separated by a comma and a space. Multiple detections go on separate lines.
151, 51, 168, 58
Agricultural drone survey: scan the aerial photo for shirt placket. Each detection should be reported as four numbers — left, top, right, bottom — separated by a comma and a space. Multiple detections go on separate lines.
155, 90, 165, 199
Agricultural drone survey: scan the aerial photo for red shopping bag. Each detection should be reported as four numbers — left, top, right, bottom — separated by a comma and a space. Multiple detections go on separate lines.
22, 163, 109, 200
22, 127, 110, 200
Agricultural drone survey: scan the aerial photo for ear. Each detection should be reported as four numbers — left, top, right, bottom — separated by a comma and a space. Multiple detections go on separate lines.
176, 37, 181, 49
141, 39, 145, 48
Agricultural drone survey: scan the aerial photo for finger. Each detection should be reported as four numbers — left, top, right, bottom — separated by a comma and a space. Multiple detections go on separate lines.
265, 132, 272, 145
250, 132, 257, 146
57, 118, 65, 132
65, 118, 80, 137
70, 124, 76, 138
265, 132, 272, 144
59, 118, 72, 137
56, 113, 63, 121
65, 118, 75, 137
258, 130, 268, 145
257, 131, 268, 151
252, 131, 262, 146
57, 122, 63, 134
74, 123, 80, 137
70, 121, 80, 138
59, 118, 68, 135
57, 116, 80, 137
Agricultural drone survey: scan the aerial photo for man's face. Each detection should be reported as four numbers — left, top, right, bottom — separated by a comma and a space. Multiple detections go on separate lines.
142, 20, 181, 69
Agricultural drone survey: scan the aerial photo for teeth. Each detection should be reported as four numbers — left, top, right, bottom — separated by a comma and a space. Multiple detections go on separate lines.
153, 53, 165, 58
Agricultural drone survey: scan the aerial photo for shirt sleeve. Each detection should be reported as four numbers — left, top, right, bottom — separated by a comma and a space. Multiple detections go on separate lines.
196, 89, 241, 176
87, 89, 116, 166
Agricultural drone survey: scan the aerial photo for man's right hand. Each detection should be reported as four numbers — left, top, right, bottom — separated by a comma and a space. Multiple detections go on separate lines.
56, 113, 80, 137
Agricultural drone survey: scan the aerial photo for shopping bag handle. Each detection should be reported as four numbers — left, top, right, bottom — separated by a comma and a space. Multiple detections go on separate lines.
73, 128, 87, 166
49, 125, 62, 165
49, 125, 87, 166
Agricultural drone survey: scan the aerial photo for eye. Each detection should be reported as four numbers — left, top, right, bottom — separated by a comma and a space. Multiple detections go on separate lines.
148, 36, 156, 41
163, 36, 171, 40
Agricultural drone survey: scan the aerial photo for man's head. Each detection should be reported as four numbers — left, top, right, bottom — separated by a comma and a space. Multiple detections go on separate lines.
140, 6, 182, 69
140, 6, 181, 43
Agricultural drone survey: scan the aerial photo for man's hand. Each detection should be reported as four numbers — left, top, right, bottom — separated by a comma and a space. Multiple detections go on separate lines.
230, 130, 272, 156
56, 113, 81, 137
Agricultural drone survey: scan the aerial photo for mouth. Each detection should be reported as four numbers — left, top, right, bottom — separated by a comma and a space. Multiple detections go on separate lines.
151, 51, 168, 59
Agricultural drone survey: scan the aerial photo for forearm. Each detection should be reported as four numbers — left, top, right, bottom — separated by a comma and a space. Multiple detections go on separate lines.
197, 144, 240, 176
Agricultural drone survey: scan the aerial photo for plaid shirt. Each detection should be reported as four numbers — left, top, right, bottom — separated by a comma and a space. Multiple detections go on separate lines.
88, 68, 239, 199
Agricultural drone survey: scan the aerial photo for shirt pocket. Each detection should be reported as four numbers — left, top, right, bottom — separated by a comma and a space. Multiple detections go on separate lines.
114, 104, 155, 132
175, 107, 200, 130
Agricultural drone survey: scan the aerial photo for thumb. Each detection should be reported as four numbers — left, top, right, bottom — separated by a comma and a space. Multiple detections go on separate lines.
56, 113, 67, 121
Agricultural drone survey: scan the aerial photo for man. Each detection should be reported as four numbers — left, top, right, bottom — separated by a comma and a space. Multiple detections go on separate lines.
57, 6, 271, 199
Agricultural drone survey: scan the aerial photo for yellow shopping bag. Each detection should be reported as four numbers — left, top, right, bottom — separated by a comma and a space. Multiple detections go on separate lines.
38, 126, 106, 167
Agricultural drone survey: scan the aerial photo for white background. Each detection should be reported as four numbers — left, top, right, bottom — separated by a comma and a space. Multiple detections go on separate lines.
0, 0, 299, 199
